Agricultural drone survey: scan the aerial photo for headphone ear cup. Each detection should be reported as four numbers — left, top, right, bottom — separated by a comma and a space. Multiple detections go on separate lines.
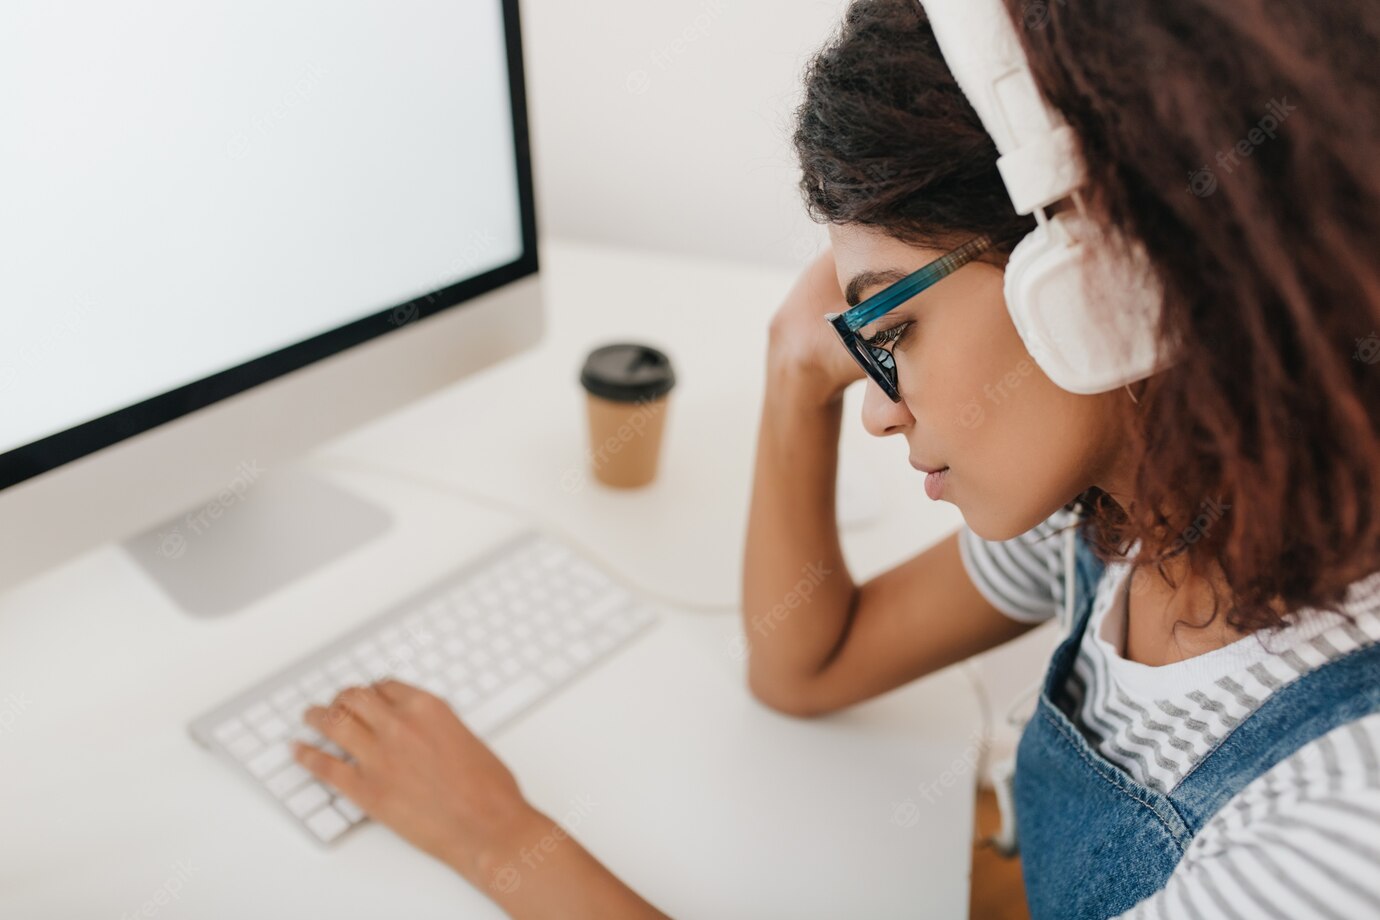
1002, 222, 1058, 373
1004, 219, 1091, 390
1003, 213, 1171, 394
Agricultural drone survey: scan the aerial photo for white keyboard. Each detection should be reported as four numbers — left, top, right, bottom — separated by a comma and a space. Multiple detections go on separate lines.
189, 530, 659, 845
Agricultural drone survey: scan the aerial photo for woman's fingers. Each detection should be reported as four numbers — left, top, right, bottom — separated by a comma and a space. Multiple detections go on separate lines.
292, 740, 365, 803
305, 690, 381, 760
372, 678, 426, 708
333, 684, 393, 730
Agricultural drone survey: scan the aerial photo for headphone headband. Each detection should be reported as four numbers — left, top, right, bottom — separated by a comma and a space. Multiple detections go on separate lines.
921, 0, 1082, 215
919, 0, 1177, 394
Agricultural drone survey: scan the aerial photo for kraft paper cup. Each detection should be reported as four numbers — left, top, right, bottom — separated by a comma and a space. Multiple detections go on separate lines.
578, 343, 676, 488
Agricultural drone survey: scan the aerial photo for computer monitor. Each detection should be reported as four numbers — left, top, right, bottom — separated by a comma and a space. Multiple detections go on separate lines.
0, 0, 543, 615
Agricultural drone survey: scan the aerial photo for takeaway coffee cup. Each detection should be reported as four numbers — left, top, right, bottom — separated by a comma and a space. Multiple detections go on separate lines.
578, 343, 676, 488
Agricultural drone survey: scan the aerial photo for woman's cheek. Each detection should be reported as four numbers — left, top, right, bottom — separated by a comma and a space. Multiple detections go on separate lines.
921, 324, 1027, 440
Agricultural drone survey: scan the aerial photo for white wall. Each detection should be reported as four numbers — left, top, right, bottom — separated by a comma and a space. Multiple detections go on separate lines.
520, 0, 844, 268
521, 0, 1053, 775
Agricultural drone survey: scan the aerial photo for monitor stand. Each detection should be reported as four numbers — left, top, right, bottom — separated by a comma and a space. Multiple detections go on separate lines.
122, 464, 393, 618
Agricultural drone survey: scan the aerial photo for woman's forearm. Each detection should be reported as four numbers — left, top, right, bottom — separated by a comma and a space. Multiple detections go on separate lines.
470, 807, 669, 920
741, 359, 859, 706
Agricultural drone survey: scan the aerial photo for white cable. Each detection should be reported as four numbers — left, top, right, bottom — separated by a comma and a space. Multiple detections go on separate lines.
998, 500, 1084, 731
989, 500, 1085, 856
314, 456, 741, 614
959, 659, 994, 785
1064, 499, 1080, 627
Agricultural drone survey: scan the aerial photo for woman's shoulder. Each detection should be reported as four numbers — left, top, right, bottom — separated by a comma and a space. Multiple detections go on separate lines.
1119, 711, 1380, 918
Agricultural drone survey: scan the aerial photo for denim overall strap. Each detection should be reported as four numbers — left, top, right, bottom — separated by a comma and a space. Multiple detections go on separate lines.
1015, 526, 1380, 919
1014, 528, 1192, 920
1171, 638, 1380, 832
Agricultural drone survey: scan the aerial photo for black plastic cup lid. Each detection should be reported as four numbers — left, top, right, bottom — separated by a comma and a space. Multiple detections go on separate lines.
579, 343, 676, 403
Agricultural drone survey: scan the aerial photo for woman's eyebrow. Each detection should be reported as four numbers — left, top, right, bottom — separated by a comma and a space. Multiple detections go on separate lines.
844, 268, 910, 307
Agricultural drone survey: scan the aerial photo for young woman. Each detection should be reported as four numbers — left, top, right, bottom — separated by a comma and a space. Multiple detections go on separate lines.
290, 1, 1380, 917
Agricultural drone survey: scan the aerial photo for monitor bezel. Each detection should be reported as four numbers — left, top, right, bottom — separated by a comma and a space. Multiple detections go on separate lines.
0, 0, 539, 492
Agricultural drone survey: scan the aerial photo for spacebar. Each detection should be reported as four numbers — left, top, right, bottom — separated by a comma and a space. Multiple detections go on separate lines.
464, 675, 548, 736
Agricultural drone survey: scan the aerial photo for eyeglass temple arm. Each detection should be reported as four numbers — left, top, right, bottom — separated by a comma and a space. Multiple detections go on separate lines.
832, 236, 992, 332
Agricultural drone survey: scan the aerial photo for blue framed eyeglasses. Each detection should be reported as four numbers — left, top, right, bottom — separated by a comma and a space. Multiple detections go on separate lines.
825, 235, 992, 402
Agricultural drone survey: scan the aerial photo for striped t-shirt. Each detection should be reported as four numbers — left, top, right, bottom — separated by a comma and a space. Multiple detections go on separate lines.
958, 508, 1380, 919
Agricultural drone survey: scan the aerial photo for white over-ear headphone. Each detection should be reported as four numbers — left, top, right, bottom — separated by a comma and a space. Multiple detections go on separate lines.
920, 0, 1178, 394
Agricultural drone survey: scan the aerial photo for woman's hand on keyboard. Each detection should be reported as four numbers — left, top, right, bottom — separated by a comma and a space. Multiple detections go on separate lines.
293, 678, 539, 883
293, 678, 670, 918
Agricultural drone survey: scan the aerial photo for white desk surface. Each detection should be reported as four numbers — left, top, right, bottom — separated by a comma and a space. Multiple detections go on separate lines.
0, 240, 977, 919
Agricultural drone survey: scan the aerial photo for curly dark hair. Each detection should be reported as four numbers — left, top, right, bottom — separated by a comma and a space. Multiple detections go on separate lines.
794, 0, 1380, 633
792, 0, 1036, 256
1005, 0, 1380, 631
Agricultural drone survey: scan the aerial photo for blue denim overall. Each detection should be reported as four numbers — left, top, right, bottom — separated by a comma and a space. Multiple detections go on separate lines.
1013, 527, 1380, 919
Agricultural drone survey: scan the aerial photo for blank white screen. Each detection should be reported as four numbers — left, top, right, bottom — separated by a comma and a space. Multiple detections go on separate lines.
0, 0, 524, 455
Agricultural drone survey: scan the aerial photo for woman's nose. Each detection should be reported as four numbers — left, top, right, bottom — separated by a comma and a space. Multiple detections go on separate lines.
860, 379, 914, 437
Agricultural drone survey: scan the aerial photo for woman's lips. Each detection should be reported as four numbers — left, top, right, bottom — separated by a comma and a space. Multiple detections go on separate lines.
909, 458, 950, 500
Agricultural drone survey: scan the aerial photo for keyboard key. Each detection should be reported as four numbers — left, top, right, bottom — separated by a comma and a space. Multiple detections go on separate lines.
294, 726, 326, 747
266, 763, 312, 798
213, 718, 246, 743
242, 701, 273, 724
256, 715, 292, 742
276, 698, 309, 723
465, 674, 547, 735
586, 596, 628, 625
540, 657, 573, 683
227, 733, 262, 761
336, 668, 367, 689
305, 805, 350, 842
286, 782, 330, 817
247, 742, 294, 778
333, 795, 366, 823
450, 685, 479, 711
306, 683, 335, 706
270, 685, 301, 708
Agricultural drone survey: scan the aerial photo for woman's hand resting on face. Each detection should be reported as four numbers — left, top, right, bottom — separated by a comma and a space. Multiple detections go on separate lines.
766, 248, 865, 406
